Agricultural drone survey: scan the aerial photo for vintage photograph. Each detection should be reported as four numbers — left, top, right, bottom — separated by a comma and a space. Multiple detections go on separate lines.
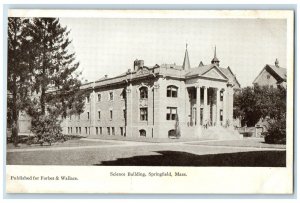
5, 9, 294, 194
6, 11, 291, 168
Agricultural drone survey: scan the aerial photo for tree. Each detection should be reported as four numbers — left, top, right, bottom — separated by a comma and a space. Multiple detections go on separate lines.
7, 18, 32, 146
24, 18, 84, 144
234, 86, 286, 127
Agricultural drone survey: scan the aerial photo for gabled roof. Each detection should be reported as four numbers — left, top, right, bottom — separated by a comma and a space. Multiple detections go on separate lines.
266, 65, 286, 81
253, 63, 287, 85
185, 64, 229, 80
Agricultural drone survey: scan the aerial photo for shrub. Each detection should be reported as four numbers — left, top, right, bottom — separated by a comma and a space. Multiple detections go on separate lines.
264, 117, 286, 144
31, 115, 64, 145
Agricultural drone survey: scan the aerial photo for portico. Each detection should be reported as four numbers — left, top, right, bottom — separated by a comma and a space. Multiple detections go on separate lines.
186, 82, 227, 129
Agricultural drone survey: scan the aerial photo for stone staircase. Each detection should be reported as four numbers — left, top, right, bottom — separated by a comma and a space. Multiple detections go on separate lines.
202, 126, 242, 140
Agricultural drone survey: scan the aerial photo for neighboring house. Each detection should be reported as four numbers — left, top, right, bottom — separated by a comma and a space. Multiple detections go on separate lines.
253, 59, 287, 88
17, 45, 241, 139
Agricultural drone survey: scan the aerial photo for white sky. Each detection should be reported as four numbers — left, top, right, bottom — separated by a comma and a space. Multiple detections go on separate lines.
60, 18, 287, 87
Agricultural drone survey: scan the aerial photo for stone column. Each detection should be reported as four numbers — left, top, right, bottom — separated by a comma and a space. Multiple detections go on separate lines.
185, 87, 191, 127
203, 86, 208, 125
196, 86, 201, 126
216, 88, 220, 126
222, 89, 227, 126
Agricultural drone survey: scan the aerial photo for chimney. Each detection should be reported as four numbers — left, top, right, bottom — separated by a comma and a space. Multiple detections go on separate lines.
275, 58, 279, 67
133, 59, 144, 71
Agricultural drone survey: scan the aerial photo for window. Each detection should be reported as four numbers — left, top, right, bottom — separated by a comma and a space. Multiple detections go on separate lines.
107, 127, 110, 135
168, 129, 176, 138
76, 127, 78, 134
97, 94, 101, 101
220, 91, 224, 101
100, 127, 102, 135
85, 127, 88, 134
166, 107, 177, 120
96, 127, 98, 135
86, 95, 90, 103
79, 127, 81, 134
70, 127, 72, 134
109, 92, 114, 101
98, 111, 101, 119
110, 110, 113, 120
112, 127, 115, 135
139, 129, 146, 137
140, 87, 148, 99
140, 108, 148, 121
167, 85, 178, 97
220, 109, 223, 122
120, 127, 124, 136
267, 75, 270, 79
87, 112, 90, 120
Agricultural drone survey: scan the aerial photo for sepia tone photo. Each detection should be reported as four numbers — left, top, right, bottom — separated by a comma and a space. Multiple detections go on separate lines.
5, 9, 294, 194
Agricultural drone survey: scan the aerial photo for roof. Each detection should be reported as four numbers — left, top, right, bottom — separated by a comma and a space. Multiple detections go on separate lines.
266, 65, 287, 81
253, 63, 287, 85
185, 64, 240, 87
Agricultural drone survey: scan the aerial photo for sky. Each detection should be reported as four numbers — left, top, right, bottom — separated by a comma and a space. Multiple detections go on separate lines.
59, 18, 287, 87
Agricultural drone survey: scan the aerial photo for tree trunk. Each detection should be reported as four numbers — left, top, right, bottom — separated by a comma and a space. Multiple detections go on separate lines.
11, 20, 19, 146
11, 71, 19, 146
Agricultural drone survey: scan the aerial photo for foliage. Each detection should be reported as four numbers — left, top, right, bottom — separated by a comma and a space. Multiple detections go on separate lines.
234, 85, 286, 144
233, 85, 286, 127
264, 117, 286, 144
7, 18, 32, 146
30, 114, 64, 145
8, 17, 85, 146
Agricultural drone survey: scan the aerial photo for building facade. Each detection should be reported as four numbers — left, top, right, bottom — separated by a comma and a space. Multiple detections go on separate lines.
60, 46, 241, 138
253, 59, 287, 89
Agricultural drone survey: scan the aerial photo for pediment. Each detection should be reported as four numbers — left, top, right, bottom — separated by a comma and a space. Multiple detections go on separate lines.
136, 66, 150, 76
202, 67, 227, 80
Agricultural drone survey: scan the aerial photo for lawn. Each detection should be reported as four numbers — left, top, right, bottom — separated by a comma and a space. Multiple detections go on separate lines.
6, 142, 286, 167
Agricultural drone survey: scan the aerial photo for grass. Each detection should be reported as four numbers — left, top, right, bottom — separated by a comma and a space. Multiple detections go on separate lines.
7, 142, 286, 166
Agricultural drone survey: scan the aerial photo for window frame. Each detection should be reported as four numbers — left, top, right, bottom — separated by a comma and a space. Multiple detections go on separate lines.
140, 107, 148, 121
166, 107, 178, 120
139, 86, 148, 99
167, 85, 178, 98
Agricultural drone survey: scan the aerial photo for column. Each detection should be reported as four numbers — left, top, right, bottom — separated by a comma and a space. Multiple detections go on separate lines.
223, 89, 227, 126
185, 87, 190, 126
203, 87, 208, 124
196, 86, 201, 126
216, 88, 220, 126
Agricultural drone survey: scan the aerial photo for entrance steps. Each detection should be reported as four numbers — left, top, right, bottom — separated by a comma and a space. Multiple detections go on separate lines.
202, 126, 242, 140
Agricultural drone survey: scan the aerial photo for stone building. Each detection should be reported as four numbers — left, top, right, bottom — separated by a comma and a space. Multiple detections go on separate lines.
61, 46, 241, 139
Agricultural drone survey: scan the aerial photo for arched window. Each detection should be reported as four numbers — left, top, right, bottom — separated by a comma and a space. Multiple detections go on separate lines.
139, 129, 146, 137
140, 86, 148, 99
168, 129, 176, 138
167, 85, 178, 97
